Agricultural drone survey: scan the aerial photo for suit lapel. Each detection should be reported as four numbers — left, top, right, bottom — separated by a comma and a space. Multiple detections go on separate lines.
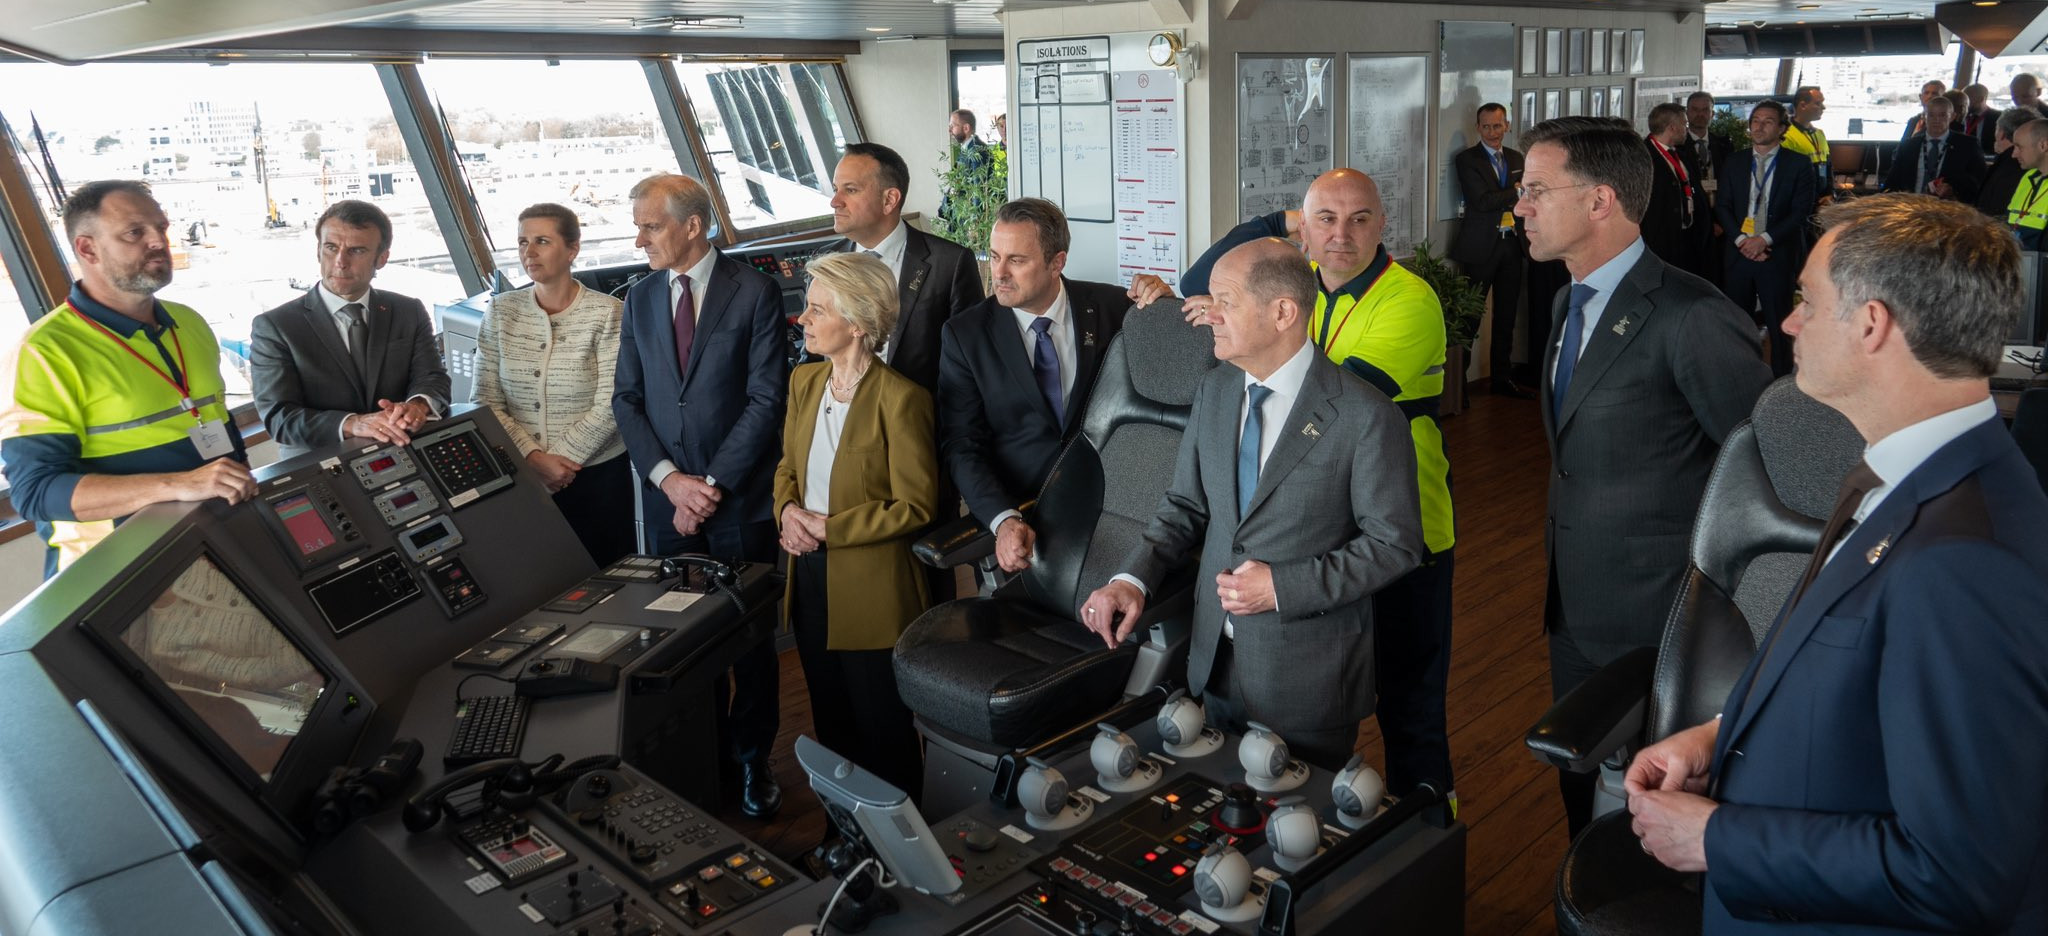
788, 366, 821, 496
299, 288, 365, 400
1556, 253, 1658, 430
1539, 285, 1565, 455
363, 289, 391, 399
684, 253, 740, 388
890, 232, 934, 359
1241, 357, 1338, 523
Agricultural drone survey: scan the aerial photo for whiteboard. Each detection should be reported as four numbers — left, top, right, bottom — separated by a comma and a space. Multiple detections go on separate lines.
1060, 105, 1113, 221
1347, 54, 1431, 259
1436, 22, 1515, 221
1015, 37, 1113, 223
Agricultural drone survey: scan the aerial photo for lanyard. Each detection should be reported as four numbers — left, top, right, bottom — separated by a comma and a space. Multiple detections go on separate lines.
1317, 263, 1392, 355
70, 306, 198, 417
1651, 139, 1692, 198
1749, 154, 1777, 219
2023, 175, 2048, 220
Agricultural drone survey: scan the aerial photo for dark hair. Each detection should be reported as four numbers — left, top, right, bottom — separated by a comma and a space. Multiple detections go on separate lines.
1818, 194, 2018, 379
951, 108, 977, 132
1793, 86, 1822, 108
316, 199, 394, 254
1686, 90, 1715, 107
1749, 99, 1789, 125
841, 142, 911, 199
1521, 117, 1652, 223
1476, 102, 1508, 123
1648, 103, 1687, 135
61, 179, 154, 240
994, 198, 1069, 258
517, 203, 581, 246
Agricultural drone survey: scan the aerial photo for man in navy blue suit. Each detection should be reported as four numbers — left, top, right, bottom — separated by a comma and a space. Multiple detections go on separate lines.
1626, 194, 2048, 934
613, 173, 789, 819
1717, 100, 1817, 378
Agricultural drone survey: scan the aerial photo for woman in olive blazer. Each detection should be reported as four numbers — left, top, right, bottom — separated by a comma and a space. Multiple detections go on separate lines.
773, 252, 937, 799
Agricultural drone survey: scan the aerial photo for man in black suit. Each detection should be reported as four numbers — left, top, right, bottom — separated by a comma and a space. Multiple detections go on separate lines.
1900, 80, 1948, 143
1719, 100, 1819, 377
1678, 92, 1733, 287
1451, 103, 1532, 398
825, 142, 983, 396
613, 173, 788, 819
1885, 95, 1987, 206
1642, 103, 1699, 270
1976, 108, 2035, 221
1514, 116, 1771, 839
1964, 82, 2002, 154
937, 197, 1129, 574
251, 200, 450, 462
825, 141, 983, 599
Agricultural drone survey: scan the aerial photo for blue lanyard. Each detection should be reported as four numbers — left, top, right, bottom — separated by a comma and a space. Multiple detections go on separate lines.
1749, 155, 1777, 218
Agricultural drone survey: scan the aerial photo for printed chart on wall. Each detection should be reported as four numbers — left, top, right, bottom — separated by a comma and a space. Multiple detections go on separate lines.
1111, 70, 1185, 289
1016, 36, 1115, 222
1633, 76, 1701, 135
1237, 55, 1334, 220
1347, 54, 1430, 259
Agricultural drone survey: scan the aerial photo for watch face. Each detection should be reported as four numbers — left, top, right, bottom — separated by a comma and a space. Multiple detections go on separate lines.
1150, 34, 1174, 65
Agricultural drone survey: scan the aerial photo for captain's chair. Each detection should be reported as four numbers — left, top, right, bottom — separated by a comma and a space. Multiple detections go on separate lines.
1525, 377, 1864, 935
894, 299, 1218, 777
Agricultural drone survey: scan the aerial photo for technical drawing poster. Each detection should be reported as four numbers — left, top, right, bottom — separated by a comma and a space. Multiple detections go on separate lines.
1237, 55, 1333, 220
1347, 54, 1430, 259
1111, 69, 1185, 288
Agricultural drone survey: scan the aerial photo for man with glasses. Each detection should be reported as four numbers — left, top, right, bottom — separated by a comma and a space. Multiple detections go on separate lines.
1514, 117, 1770, 840
1719, 100, 1819, 377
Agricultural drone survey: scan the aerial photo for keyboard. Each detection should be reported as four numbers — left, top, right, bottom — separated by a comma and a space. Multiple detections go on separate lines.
445, 694, 529, 766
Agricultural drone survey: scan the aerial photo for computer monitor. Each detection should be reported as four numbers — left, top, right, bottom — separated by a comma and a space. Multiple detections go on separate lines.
795, 735, 961, 897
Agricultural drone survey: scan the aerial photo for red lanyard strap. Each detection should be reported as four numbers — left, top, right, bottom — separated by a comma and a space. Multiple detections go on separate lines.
70, 306, 198, 415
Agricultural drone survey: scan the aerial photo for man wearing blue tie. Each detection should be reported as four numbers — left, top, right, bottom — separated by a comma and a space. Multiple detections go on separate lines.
1515, 117, 1771, 840
1717, 100, 1818, 377
1883, 93, 1987, 205
1627, 194, 2048, 935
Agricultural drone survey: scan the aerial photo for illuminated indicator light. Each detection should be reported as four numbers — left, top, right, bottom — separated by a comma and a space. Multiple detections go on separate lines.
1171, 864, 1187, 876
1144, 852, 1158, 861
1165, 793, 1180, 803
697, 904, 717, 917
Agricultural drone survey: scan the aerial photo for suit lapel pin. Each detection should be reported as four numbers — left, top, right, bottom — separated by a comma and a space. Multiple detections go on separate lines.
1866, 535, 1892, 564
908, 269, 927, 292
1612, 315, 1632, 336
1301, 423, 1320, 439
1084, 331, 1096, 347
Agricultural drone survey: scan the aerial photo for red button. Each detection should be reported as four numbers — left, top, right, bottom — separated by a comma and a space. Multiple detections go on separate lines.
1170, 864, 1187, 877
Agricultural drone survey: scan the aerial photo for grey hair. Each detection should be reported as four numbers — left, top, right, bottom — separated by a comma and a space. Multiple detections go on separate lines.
628, 173, 713, 229
1999, 108, 2037, 141
1817, 194, 2018, 379
805, 252, 899, 354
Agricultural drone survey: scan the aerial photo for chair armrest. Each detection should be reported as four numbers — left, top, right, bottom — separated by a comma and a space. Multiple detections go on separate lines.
912, 515, 994, 568
1525, 646, 1658, 773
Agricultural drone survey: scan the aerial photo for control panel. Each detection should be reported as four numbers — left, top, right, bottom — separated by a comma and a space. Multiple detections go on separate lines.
260, 482, 365, 572
425, 556, 486, 617
398, 514, 464, 563
373, 479, 441, 527
415, 421, 515, 507
350, 447, 419, 488
307, 551, 422, 635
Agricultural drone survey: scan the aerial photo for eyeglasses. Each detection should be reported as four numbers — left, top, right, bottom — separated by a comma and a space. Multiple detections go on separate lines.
1516, 182, 1595, 202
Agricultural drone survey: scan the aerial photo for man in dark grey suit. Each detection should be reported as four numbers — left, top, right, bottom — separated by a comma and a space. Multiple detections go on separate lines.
1514, 117, 1771, 838
1080, 238, 1424, 769
251, 200, 450, 462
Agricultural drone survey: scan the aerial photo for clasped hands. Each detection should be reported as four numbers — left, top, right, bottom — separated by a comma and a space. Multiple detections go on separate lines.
1623, 719, 1720, 873
779, 503, 828, 555
343, 397, 433, 446
662, 472, 722, 536
1737, 236, 1771, 262
1078, 560, 1275, 649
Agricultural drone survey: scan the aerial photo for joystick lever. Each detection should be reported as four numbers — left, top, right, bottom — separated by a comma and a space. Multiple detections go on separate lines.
1090, 723, 1162, 794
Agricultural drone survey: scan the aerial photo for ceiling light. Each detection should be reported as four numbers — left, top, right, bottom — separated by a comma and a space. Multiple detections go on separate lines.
867, 26, 891, 32
1974, 1, 2000, 6
1796, 3, 1818, 8
631, 14, 744, 30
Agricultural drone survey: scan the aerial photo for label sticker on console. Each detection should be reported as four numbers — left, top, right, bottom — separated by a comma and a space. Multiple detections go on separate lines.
463, 873, 501, 895
999, 824, 1034, 843
1180, 912, 1221, 933
645, 591, 702, 613
1076, 786, 1111, 804
517, 904, 545, 923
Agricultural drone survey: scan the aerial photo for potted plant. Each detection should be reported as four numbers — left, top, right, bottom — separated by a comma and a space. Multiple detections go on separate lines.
1398, 240, 1486, 417
1710, 108, 1752, 151
932, 141, 1008, 289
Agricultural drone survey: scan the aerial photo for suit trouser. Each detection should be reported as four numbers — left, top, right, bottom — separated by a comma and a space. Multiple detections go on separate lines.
1465, 245, 1526, 379
789, 549, 923, 802
1371, 549, 1456, 797
645, 506, 781, 768
552, 453, 637, 569
1204, 638, 1359, 772
1721, 252, 1796, 377
1545, 570, 1606, 843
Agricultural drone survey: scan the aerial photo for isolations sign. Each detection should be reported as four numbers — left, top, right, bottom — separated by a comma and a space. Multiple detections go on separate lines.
1021, 37, 1110, 64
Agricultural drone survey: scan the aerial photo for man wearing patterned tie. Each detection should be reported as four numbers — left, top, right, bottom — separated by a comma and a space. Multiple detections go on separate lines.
935, 198, 1130, 574
1514, 117, 1770, 841
613, 173, 789, 820
1626, 194, 2048, 935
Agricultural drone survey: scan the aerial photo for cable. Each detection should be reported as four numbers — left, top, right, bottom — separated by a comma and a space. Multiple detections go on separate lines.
454, 671, 517, 707
813, 856, 877, 935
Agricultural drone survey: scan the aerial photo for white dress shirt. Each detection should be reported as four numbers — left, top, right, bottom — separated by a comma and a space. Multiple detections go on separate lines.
1554, 237, 1646, 380
1113, 339, 1317, 636
988, 283, 1077, 534
803, 380, 850, 515
851, 221, 909, 361
1823, 397, 1998, 565
648, 248, 723, 490
1741, 145, 1781, 247
317, 282, 434, 440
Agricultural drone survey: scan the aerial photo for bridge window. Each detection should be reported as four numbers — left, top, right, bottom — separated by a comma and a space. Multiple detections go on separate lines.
0, 261, 25, 347
675, 62, 859, 235
416, 59, 679, 284
0, 62, 465, 399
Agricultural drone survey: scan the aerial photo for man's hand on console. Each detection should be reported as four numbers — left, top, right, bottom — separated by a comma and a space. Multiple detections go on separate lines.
995, 516, 1036, 573
1080, 579, 1148, 649
1216, 560, 1276, 616
377, 397, 433, 433
169, 459, 259, 506
342, 409, 410, 446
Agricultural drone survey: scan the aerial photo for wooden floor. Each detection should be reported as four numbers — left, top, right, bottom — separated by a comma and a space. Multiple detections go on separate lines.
713, 387, 1564, 935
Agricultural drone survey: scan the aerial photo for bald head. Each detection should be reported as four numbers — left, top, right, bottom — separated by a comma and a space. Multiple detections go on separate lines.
1209, 238, 1315, 378
1300, 168, 1388, 286
2017, 119, 2048, 173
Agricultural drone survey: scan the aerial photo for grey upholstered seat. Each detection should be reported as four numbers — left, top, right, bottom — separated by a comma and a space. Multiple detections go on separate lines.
894, 298, 1217, 749
1526, 376, 1865, 936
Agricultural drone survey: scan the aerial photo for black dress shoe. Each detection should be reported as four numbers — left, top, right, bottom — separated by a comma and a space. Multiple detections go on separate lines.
1491, 377, 1536, 400
738, 759, 782, 819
